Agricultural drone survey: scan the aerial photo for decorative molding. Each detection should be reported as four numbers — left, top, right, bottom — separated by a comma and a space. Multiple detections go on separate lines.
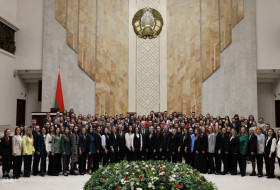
0, 48, 15, 58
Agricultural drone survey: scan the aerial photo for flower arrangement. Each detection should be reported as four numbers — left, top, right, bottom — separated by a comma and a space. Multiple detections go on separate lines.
84, 160, 217, 190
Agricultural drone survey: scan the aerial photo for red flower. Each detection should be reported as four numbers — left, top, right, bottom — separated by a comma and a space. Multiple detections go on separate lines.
177, 184, 184, 189
187, 170, 191, 174
124, 176, 129, 180
200, 181, 204, 185
159, 168, 164, 172
103, 176, 106, 179
162, 173, 166, 176
116, 187, 120, 190
139, 175, 143, 179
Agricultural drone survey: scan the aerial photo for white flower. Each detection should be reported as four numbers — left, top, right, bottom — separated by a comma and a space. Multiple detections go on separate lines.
121, 179, 125, 185
130, 181, 135, 186
154, 177, 159, 181
159, 172, 164, 176
169, 177, 175, 182
136, 188, 143, 190
172, 174, 176, 178
148, 183, 153, 188
126, 172, 129, 175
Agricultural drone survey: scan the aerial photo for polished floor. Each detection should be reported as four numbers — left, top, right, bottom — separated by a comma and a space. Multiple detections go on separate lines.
0, 164, 279, 190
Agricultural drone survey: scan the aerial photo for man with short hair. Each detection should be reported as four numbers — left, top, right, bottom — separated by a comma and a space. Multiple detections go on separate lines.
32, 125, 41, 176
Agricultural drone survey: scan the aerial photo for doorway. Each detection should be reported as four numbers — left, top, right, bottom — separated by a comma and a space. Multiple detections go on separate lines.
16, 99, 26, 126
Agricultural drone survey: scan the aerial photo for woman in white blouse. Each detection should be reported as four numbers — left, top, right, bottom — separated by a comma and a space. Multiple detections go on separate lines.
45, 125, 54, 176
256, 127, 265, 177
276, 129, 280, 180
132, 127, 142, 161
265, 128, 277, 178
125, 126, 134, 161
12, 127, 22, 179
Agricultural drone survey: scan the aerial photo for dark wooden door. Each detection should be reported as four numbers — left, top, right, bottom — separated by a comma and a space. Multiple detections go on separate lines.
16, 99, 26, 126
275, 100, 280, 128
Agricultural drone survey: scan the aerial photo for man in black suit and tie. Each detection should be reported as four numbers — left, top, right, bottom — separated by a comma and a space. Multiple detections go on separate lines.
161, 125, 171, 161
140, 121, 149, 160
63, 116, 71, 128
29, 119, 37, 131
117, 124, 126, 161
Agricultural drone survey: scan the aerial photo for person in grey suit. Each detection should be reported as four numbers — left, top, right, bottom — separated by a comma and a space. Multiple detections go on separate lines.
207, 126, 216, 174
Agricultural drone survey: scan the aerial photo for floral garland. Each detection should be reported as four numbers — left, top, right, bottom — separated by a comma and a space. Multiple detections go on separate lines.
84, 160, 217, 190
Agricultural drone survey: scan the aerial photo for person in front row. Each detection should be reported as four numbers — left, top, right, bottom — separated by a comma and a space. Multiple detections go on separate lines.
61, 127, 71, 176
51, 127, 61, 176
265, 128, 276, 178
248, 127, 257, 176
13, 127, 23, 179
229, 128, 239, 175
0, 129, 13, 179
38, 127, 47, 176
22, 128, 35, 177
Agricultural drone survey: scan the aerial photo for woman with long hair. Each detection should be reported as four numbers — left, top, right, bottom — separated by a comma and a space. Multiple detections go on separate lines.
46, 125, 54, 175
193, 128, 201, 171
265, 128, 276, 178
207, 126, 216, 174
51, 127, 61, 176
61, 127, 71, 176
182, 127, 190, 164
215, 126, 222, 175
38, 127, 47, 176
94, 126, 102, 170
0, 129, 12, 178
239, 127, 249, 177
87, 126, 96, 174
229, 128, 239, 175
70, 126, 79, 175
221, 127, 229, 175
132, 127, 142, 161
12, 127, 22, 179
248, 127, 257, 176
125, 126, 134, 161
79, 127, 88, 175
256, 127, 265, 177
102, 127, 110, 165
200, 126, 208, 174
22, 128, 35, 177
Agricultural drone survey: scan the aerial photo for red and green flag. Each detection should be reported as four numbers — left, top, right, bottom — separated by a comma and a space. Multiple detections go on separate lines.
54, 72, 65, 112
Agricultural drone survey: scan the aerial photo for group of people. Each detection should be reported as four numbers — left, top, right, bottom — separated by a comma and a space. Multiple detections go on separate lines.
0, 109, 280, 180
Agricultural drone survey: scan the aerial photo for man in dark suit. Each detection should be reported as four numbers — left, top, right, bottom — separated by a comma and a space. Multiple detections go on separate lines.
29, 119, 37, 131
145, 126, 156, 160
248, 127, 258, 176
32, 125, 41, 176
161, 125, 171, 161
140, 121, 149, 160
63, 116, 71, 128
155, 126, 163, 160
117, 124, 126, 161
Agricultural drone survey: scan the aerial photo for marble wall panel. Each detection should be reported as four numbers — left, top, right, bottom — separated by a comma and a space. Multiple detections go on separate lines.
201, 0, 220, 81
55, 0, 67, 27
232, 0, 244, 27
95, 0, 129, 116
78, 0, 97, 80
66, 0, 79, 52
220, 0, 232, 51
167, 0, 201, 114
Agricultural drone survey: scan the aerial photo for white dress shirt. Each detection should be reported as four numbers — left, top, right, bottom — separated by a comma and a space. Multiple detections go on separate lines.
131, 133, 143, 148
125, 133, 133, 149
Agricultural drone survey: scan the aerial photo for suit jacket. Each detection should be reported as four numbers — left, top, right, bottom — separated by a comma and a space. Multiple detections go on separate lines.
248, 134, 257, 154
169, 134, 180, 153
215, 132, 222, 152
181, 135, 191, 153
94, 133, 102, 152
63, 122, 70, 128
33, 132, 40, 152
145, 133, 156, 150
0, 137, 13, 160
12, 135, 22, 156
221, 134, 230, 153
155, 132, 163, 150
200, 133, 208, 152
161, 130, 171, 150
79, 135, 87, 153
109, 132, 119, 150
37, 134, 46, 153
140, 127, 149, 149
194, 135, 201, 153
117, 131, 126, 150
229, 136, 239, 154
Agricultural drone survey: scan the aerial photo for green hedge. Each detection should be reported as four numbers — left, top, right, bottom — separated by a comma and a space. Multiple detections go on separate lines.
84, 160, 217, 190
